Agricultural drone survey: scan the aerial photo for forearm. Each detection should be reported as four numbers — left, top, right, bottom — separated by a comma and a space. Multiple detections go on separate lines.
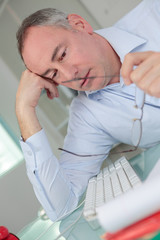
16, 105, 41, 141
16, 69, 59, 141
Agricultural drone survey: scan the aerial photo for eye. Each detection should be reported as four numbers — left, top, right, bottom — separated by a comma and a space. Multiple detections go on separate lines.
51, 69, 57, 80
59, 49, 66, 62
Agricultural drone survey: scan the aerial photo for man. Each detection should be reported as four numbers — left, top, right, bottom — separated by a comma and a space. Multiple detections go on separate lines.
16, 0, 160, 221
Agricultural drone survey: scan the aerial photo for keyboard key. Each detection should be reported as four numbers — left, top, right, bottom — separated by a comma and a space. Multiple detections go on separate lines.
117, 168, 131, 192
104, 175, 114, 202
114, 160, 122, 170
83, 177, 96, 219
103, 167, 110, 177
110, 172, 122, 197
96, 178, 105, 207
108, 163, 116, 173
121, 160, 141, 187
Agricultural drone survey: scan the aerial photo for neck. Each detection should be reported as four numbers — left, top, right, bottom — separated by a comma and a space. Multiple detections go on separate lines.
94, 32, 122, 85
109, 46, 122, 85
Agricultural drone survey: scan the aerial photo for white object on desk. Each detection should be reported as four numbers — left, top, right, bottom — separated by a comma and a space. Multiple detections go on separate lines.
97, 173, 160, 233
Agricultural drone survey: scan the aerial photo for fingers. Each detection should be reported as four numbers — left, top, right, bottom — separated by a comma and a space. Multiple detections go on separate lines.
121, 51, 155, 85
17, 69, 59, 110
136, 64, 160, 97
121, 51, 160, 97
26, 69, 59, 100
42, 79, 59, 99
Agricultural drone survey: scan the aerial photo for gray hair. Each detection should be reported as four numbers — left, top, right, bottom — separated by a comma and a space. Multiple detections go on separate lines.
16, 8, 71, 59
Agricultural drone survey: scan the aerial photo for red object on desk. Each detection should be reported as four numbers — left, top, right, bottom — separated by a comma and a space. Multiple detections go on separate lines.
0, 226, 19, 240
102, 210, 160, 240
0, 226, 9, 239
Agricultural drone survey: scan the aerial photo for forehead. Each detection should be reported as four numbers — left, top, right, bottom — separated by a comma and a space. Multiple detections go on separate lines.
23, 25, 69, 51
22, 26, 69, 69
26, 25, 68, 39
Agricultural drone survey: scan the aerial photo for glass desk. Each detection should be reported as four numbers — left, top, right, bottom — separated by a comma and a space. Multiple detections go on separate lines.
17, 143, 160, 240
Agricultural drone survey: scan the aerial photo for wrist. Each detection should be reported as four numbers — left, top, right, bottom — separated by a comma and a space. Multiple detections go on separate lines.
16, 103, 35, 118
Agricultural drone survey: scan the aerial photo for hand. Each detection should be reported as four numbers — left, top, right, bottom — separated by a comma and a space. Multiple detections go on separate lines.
16, 69, 59, 140
121, 51, 160, 97
16, 69, 59, 111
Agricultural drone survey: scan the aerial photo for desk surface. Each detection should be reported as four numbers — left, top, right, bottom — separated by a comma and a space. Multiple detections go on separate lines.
17, 143, 160, 240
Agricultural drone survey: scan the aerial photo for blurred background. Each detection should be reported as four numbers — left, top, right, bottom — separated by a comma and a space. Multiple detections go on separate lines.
0, 0, 142, 234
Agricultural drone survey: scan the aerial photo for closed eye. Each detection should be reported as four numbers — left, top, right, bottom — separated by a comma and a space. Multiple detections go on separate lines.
51, 69, 57, 80
58, 49, 67, 62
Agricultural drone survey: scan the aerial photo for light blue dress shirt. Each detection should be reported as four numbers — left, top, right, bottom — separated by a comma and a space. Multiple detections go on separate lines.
20, 0, 160, 221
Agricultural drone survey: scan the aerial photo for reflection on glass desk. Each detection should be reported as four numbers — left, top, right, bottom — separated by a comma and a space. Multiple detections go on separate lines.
17, 143, 160, 240
0, 116, 23, 178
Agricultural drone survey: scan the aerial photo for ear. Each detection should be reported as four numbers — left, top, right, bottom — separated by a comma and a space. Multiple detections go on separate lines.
67, 14, 93, 34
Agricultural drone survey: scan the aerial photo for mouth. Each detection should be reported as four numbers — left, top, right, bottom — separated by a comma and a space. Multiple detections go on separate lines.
81, 70, 91, 88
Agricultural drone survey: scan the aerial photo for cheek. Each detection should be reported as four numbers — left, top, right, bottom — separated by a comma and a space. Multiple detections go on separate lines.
73, 51, 96, 65
72, 42, 92, 60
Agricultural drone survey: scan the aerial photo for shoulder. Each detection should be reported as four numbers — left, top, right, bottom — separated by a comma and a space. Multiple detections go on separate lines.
114, 0, 158, 30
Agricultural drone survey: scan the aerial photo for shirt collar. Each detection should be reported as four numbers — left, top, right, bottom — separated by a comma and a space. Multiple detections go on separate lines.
84, 26, 147, 96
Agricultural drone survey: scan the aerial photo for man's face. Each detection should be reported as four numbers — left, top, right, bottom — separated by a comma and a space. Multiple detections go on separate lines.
23, 19, 118, 91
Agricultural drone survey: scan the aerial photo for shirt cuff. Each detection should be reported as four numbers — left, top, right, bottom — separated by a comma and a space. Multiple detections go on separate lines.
19, 129, 53, 171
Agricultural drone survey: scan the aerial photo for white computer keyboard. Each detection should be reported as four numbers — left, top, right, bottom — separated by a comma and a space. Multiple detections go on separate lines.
83, 156, 142, 224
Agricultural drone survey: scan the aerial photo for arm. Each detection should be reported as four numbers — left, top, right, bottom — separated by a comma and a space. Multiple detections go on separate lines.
16, 70, 79, 221
16, 71, 113, 221
16, 70, 75, 221
121, 51, 160, 98
16, 69, 59, 140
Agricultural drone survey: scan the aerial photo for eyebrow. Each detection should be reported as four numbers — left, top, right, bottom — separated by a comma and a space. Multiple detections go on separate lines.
40, 44, 62, 77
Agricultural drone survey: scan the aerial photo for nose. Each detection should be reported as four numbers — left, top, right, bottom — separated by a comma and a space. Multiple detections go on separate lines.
59, 63, 78, 82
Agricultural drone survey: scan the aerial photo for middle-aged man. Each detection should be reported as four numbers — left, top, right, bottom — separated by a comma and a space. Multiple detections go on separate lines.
16, 0, 160, 221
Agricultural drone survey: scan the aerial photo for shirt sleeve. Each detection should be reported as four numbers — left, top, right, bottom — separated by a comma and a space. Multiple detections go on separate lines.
19, 96, 115, 221
20, 129, 78, 221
